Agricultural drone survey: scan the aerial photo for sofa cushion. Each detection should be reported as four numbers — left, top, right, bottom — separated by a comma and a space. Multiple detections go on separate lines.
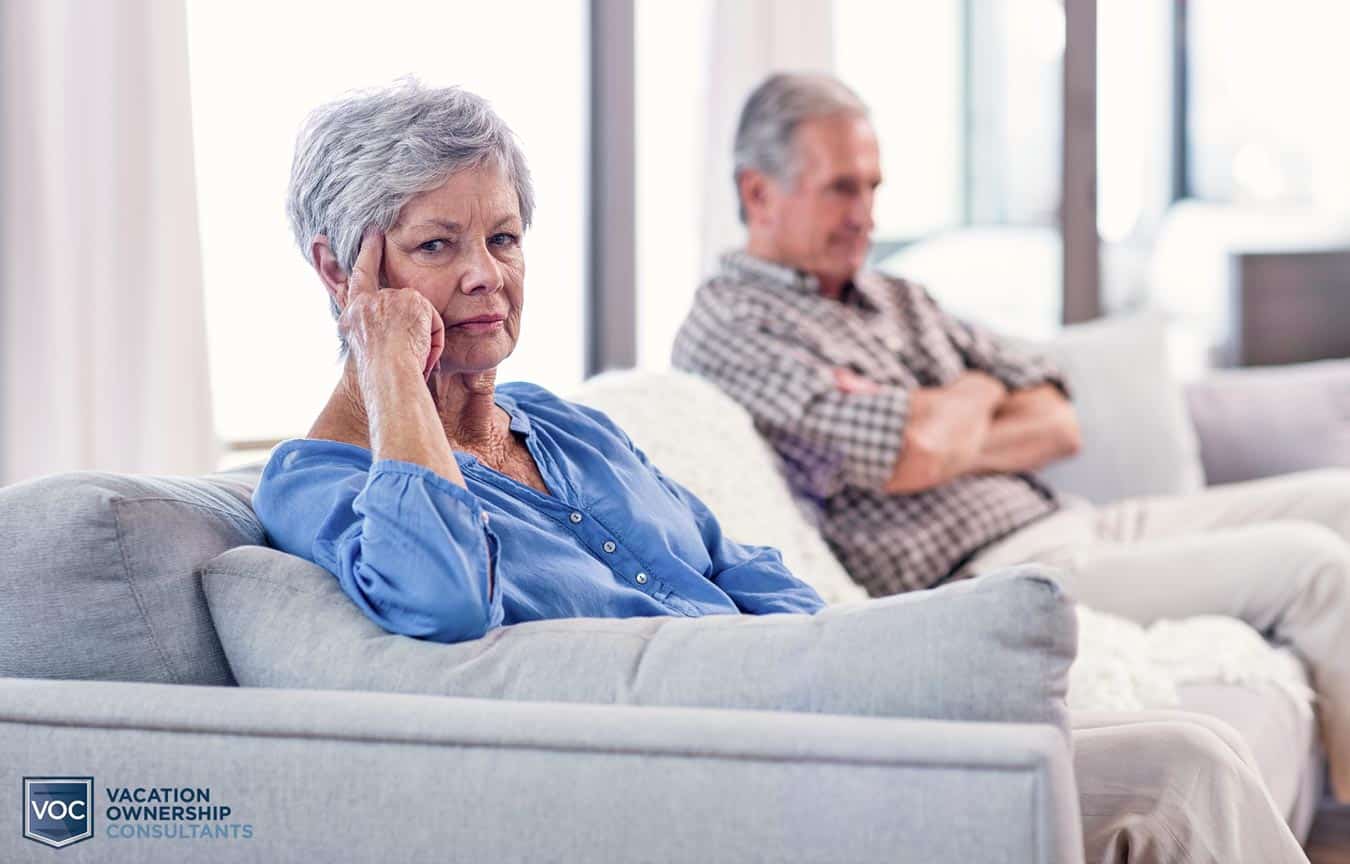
0, 465, 263, 684
1185, 359, 1350, 485
1033, 313, 1205, 504
203, 545, 1076, 735
570, 370, 868, 605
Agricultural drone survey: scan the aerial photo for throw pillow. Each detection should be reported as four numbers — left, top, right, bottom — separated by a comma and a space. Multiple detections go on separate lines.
1033, 313, 1205, 504
203, 545, 1076, 736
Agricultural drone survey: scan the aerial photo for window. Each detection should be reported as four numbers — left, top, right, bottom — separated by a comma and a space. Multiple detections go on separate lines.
833, 0, 963, 240
185, 0, 587, 461
835, 0, 1065, 339
633, 0, 715, 370
1188, 1, 1350, 208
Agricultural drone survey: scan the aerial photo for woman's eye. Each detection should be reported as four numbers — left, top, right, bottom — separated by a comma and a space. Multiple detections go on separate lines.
490, 233, 519, 248
418, 239, 446, 253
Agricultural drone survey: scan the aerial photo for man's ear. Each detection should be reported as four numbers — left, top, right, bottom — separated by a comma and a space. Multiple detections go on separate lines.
310, 234, 348, 310
738, 169, 775, 228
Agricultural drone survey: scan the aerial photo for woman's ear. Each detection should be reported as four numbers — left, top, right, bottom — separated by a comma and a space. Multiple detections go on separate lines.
310, 234, 348, 310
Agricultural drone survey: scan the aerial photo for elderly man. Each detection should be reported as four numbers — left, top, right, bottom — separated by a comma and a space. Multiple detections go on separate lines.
672, 71, 1350, 859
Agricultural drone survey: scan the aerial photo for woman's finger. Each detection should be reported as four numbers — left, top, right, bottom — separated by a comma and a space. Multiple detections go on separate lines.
424, 313, 445, 381
347, 226, 384, 299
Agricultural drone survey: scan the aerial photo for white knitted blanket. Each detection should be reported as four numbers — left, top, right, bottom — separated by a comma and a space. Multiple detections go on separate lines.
1069, 606, 1313, 715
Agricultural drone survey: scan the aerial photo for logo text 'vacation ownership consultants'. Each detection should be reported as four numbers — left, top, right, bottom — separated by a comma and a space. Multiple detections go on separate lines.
23, 777, 255, 849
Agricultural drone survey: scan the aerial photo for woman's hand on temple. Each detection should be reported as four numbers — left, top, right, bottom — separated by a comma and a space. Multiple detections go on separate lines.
338, 227, 445, 380
332, 226, 463, 486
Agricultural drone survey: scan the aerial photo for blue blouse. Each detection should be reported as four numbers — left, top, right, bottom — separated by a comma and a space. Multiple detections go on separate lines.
252, 381, 825, 643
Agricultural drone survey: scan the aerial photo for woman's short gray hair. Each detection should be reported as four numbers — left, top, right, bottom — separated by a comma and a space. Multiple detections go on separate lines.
286, 78, 534, 330
732, 73, 868, 223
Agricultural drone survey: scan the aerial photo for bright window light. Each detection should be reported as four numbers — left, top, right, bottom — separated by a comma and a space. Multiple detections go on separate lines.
185, 0, 587, 444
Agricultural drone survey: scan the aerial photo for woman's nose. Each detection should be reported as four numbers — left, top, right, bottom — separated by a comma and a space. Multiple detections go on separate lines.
458, 239, 504, 295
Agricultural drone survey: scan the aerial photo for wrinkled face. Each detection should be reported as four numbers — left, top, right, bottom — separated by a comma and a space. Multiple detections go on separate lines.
750, 114, 881, 284
382, 161, 525, 373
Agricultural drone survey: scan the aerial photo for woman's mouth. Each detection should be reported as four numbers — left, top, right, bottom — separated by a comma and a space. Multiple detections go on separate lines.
451, 316, 506, 335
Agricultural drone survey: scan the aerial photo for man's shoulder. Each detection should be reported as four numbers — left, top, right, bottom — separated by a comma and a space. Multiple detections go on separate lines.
858, 269, 930, 303
687, 271, 784, 325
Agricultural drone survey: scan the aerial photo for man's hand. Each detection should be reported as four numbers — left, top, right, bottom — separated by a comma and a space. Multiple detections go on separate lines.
832, 366, 882, 395
971, 384, 1081, 474
830, 367, 1062, 494
883, 372, 1006, 494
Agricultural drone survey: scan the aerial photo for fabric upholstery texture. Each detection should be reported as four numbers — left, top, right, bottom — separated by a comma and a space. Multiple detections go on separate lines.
1186, 358, 1350, 486
0, 676, 1082, 864
203, 544, 1076, 736
0, 467, 261, 684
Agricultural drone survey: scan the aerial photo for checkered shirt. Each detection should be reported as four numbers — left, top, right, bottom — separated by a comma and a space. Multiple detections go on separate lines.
671, 251, 1067, 595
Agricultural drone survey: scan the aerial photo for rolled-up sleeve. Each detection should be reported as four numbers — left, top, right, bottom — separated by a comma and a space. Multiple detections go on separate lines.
673, 305, 910, 496
253, 442, 504, 643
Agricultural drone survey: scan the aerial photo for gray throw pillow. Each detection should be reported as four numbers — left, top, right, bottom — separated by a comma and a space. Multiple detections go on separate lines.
203, 545, 1076, 736
1033, 313, 1205, 504
0, 466, 264, 684
1186, 359, 1350, 485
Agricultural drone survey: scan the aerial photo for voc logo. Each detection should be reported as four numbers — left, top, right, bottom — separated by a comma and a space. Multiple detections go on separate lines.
23, 777, 94, 849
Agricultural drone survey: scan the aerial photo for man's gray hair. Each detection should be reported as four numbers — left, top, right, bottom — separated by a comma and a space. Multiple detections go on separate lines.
732, 73, 868, 223
286, 78, 534, 337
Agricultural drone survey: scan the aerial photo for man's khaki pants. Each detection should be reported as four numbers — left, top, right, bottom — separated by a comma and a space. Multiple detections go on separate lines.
1073, 711, 1308, 862
970, 468, 1350, 801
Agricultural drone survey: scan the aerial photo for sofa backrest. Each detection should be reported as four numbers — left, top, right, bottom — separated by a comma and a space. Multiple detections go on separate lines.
571, 370, 868, 605
0, 465, 263, 685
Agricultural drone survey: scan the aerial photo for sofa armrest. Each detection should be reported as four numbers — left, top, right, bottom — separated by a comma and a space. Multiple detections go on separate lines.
0, 677, 1083, 863
1185, 358, 1350, 485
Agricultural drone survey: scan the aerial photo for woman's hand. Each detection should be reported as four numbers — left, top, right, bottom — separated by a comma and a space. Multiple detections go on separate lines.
332, 227, 462, 486
339, 227, 445, 380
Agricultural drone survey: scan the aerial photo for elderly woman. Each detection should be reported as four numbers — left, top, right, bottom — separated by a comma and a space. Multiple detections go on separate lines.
253, 82, 826, 644
252, 81, 1312, 864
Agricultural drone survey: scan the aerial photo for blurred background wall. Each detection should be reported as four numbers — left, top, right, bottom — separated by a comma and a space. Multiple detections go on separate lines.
1, 0, 1347, 483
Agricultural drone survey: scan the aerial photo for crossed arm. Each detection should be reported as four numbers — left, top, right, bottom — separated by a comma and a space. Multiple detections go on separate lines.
834, 369, 1081, 495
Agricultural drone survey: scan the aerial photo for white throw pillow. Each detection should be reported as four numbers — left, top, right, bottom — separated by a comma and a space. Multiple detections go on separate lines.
1033, 313, 1205, 504
569, 370, 869, 605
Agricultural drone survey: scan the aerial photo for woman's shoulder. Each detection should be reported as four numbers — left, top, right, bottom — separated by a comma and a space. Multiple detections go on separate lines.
254, 438, 373, 502
264, 437, 373, 472
251, 438, 375, 548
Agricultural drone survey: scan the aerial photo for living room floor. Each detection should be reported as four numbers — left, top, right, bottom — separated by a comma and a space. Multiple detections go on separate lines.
1309, 803, 1350, 863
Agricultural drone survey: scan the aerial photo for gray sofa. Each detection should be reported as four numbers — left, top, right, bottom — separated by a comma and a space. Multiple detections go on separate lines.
0, 464, 1082, 863
1, 344, 1346, 862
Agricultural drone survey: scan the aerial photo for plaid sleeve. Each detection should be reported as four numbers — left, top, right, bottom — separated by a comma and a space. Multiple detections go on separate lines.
908, 282, 1071, 397
672, 299, 910, 495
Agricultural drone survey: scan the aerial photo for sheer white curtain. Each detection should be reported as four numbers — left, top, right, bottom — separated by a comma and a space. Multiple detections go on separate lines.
0, 0, 218, 485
